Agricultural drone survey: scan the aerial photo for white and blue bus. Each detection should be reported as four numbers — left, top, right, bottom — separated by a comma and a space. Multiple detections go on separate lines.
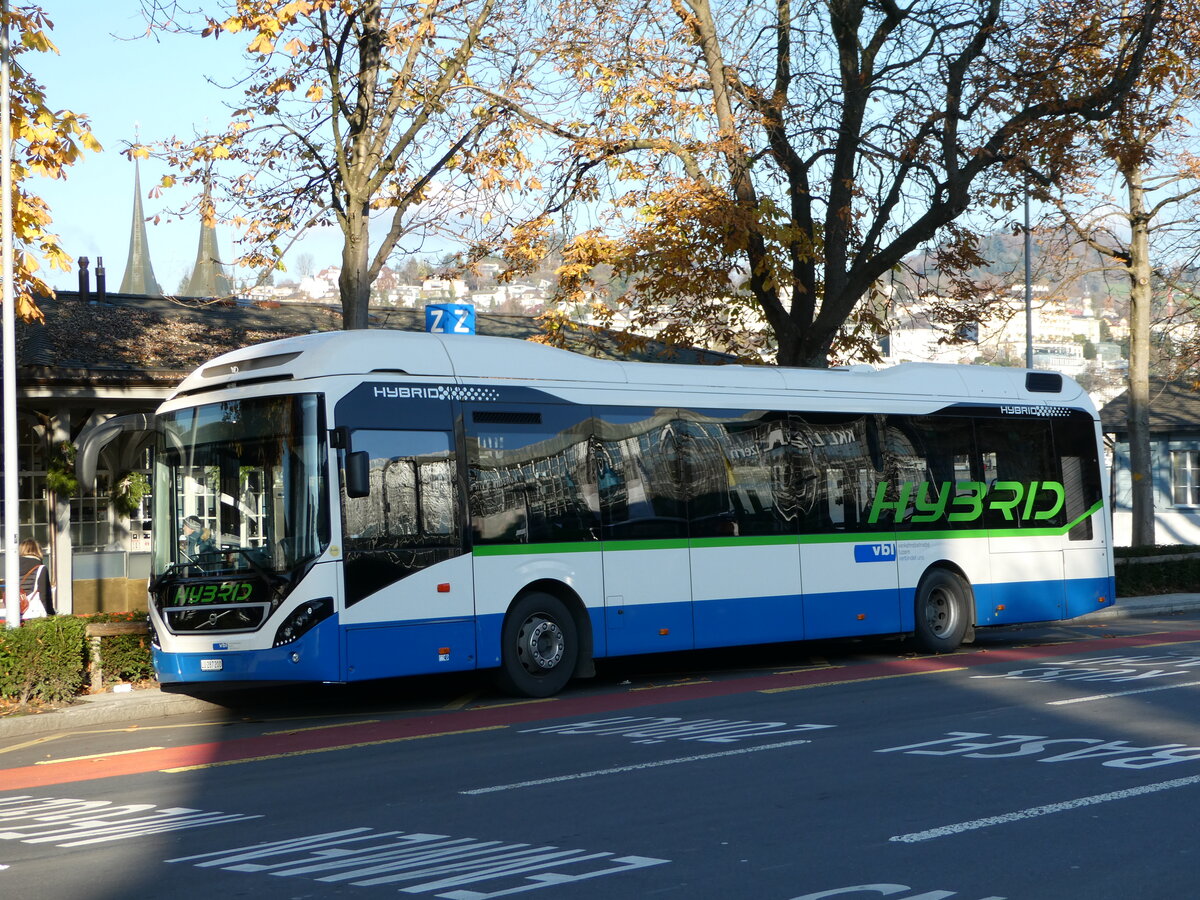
148, 330, 1113, 696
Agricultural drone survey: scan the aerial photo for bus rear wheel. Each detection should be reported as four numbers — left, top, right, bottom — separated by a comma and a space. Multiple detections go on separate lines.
913, 569, 970, 653
497, 592, 578, 698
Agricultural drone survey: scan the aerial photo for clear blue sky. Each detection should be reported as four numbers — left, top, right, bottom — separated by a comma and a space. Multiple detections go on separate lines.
33, 3, 343, 292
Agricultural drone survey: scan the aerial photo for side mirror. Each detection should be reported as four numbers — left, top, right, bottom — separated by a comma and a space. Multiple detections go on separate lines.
345, 451, 370, 498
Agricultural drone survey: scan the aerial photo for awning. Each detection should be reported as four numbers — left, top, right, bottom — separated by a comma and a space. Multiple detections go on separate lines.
75, 413, 156, 487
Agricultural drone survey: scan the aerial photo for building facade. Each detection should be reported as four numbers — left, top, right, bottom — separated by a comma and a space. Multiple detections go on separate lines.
1101, 380, 1200, 546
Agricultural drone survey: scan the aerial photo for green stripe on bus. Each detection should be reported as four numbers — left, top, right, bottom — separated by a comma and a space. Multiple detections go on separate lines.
470, 501, 1104, 556
473, 542, 599, 556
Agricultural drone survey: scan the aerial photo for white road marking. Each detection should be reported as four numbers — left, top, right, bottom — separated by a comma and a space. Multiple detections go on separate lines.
0, 796, 261, 847
890, 774, 1200, 842
460, 738, 812, 795
168, 827, 669, 895
1046, 680, 1200, 705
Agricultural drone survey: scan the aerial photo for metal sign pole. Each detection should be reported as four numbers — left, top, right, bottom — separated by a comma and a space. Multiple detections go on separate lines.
1024, 185, 1034, 369
2, 0, 20, 626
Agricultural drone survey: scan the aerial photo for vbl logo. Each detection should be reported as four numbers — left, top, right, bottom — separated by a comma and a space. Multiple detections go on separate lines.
853, 542, 896, 563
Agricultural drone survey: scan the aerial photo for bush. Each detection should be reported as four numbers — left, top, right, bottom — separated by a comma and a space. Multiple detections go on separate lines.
82, 612, 154, 685
0, 616, 88, 705
1114, 545, 1200, 560
1116, 556, 1200, 597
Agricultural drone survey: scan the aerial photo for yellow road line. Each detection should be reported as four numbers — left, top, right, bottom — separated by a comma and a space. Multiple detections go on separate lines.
36, 746, 166, 765
630, 679, 714, 692
470, 697, 559, 710
0, 734, 60, 756
774, 661, 841, 675
0, 719, 235, 758
160, 724, 509, 773
262, 719, 380, 736
1131, 636, 1200, 648
442, 692, 480, 710
761, 666, 966, 693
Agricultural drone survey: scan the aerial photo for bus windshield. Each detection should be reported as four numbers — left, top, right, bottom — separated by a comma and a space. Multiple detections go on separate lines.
152, 393, 330, 580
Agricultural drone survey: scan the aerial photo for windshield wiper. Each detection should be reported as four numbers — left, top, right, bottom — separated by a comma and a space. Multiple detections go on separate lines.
226, 546, 288, 585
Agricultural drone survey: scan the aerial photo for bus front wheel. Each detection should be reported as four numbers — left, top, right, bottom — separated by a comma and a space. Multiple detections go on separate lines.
497, 592, 579, 698
913, 569, 970, 653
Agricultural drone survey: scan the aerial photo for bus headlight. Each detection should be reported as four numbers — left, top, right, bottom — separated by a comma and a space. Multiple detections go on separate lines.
273, 598, 334, 648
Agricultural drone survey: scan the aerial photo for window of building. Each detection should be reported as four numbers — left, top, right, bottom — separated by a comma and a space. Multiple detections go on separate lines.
71, 471, 114, 551
0, 418, 50, 552
1172, 450, 1200, 506
128, 445, 154, 552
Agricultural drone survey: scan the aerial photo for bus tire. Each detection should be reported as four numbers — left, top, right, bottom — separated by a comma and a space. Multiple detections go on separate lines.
497, 592, 578, 698
913, 569, 970, 653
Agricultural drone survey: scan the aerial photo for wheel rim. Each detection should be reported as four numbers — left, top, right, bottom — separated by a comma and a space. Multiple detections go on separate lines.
516, 613, 565, 675
924, 584, 959, 638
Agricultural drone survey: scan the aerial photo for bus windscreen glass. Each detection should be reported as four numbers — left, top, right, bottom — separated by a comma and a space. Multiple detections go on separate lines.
152, 393, 329, 582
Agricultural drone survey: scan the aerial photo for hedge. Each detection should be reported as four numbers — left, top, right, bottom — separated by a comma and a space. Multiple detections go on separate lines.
1115, 554, 1200, 598
0, 616, 88, 705
0, 613, 153, 706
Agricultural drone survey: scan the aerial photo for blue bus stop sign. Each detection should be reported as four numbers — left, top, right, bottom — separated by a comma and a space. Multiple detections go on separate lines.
425, 303, 476, 335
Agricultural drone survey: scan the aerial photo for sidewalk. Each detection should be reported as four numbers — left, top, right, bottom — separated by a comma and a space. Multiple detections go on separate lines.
2, 594, 1198, 740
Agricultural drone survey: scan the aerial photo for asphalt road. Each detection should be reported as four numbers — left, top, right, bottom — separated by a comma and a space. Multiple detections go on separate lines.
3, 614, 1200, 900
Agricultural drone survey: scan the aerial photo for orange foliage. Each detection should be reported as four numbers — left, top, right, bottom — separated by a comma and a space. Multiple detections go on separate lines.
4, 5, 101, 323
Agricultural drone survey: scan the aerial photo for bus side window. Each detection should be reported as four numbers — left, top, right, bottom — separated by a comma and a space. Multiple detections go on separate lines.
975, 419, 1061, 529
680, 409, 796, 538
341, 429, 459, 544
793, 413, 879, 533
338, 429, 462, 605
594, 407, 687, 541
1054, 413, 1103, 541
467, 405, 598, 545
883, 415, 975, 531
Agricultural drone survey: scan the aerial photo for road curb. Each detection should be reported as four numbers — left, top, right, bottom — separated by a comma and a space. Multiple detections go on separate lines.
1077, 596, 1200, 623
0, 689, 227, 739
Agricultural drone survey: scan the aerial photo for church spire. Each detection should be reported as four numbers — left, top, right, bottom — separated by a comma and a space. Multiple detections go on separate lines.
118, 158, 162, 296
183, 175, 232, 298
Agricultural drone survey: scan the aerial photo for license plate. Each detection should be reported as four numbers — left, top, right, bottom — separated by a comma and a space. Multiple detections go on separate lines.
199, 659, 223, 672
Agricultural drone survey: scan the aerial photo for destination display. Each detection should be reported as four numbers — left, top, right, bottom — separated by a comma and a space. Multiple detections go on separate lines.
171, 580, 265, 607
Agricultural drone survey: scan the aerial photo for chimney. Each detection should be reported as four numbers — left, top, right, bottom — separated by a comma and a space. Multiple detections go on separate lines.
78, 257, 91, 303
95, 257, 107, 304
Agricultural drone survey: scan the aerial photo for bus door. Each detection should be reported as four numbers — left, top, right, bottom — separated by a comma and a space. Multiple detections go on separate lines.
976, 416, 1065, 624
1055, 414, 1110, 618
682, 410, 804, 648
337, 407, 475, 680
595, 407, 694, 656
797, 414, 901, 639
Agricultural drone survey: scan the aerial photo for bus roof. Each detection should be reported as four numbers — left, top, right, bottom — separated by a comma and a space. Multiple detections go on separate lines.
166, 329, 1091, 410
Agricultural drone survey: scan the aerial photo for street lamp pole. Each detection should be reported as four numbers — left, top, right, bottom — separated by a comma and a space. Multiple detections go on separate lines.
2, 0, 20, 626
1024, 184, 1034, 368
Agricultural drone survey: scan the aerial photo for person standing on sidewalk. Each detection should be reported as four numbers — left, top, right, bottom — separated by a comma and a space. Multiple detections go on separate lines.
18, 539, 53, 617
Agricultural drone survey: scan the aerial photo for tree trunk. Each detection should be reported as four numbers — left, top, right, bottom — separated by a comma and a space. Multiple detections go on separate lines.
1126, 165, 1155, 547
339, 204, 372, 330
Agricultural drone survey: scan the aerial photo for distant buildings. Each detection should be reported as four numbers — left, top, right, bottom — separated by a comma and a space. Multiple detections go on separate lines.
878, 284, 1132, 407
